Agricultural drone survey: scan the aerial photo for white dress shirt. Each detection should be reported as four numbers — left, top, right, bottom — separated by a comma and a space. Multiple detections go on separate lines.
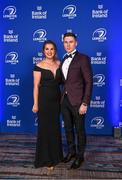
62, 49, 76, 80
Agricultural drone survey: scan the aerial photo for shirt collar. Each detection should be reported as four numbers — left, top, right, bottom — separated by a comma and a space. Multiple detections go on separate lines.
67, 49, 77, 56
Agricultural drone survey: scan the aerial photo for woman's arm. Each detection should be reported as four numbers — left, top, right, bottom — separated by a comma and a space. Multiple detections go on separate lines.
32, 71, 41, 113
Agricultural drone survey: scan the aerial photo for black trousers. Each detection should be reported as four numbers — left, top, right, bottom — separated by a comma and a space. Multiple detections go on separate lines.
61, 94, 86, 158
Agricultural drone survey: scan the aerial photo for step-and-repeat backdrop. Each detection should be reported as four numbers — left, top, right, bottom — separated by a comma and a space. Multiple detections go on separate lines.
0, 0, 122, 135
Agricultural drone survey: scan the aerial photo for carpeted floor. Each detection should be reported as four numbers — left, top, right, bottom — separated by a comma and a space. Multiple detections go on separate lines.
0, 134, 122, 179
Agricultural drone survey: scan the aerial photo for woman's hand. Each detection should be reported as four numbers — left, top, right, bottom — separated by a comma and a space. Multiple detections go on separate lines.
32, 104, 38, 113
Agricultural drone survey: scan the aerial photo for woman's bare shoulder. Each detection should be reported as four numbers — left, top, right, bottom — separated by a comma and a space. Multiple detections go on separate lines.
36, 60, 45, 68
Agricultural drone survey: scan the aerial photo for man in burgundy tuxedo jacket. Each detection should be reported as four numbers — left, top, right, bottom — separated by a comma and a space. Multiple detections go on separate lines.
61, 32, 93, 169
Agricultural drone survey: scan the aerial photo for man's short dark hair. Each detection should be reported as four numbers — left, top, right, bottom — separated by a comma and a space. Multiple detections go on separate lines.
63, 32, 77, 40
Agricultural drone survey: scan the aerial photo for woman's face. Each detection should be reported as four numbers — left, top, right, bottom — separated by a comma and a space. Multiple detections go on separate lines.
44, 43, 56, 59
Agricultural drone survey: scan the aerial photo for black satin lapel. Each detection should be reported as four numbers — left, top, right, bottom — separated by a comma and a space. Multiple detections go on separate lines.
68, 50, 78, 68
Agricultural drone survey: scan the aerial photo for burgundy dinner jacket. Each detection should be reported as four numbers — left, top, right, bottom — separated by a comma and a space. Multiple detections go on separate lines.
61, 51, 93, 106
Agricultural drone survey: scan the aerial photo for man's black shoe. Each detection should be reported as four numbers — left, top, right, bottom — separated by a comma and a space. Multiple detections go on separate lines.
63, 153, 76, 163
69, 157, 84, 169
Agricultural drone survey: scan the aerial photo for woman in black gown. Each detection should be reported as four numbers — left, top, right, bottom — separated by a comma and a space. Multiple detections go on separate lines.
32, 40, 63, 170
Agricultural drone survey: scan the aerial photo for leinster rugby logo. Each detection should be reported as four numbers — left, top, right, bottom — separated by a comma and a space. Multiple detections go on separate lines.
7, 94, 20, 107
33, 29, 47, 42
62, 5, 77, 19
3, 6, 17, 19
93, 74, 105, 87
5, 52, 18, 64
91, 117, 104, 129
92, 28, 106, 42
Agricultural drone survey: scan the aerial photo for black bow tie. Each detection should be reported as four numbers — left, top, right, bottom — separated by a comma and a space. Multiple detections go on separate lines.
64, 52, 76, 60
64, 54, 72, 59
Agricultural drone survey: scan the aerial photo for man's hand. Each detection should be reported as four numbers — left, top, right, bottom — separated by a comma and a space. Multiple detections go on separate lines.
79, 103, 88, 115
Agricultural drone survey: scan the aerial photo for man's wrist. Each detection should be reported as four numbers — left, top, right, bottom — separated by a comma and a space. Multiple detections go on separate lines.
82, 103, 87, 106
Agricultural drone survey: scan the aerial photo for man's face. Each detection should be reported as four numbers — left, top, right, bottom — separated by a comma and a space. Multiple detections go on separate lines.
63, 36, 77, 53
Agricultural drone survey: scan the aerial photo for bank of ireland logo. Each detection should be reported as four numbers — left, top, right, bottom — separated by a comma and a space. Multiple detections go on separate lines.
91, 117, 104, 129
5, 52, 18, 64
62, 5, 77, 19
93, 74, 105, 87
32, 6, 47, 19
33, 29, 47, 42
3, 29, 19, 42
92, 28, 106, 42
7, 94, 20, 107
3, 6, 17, 19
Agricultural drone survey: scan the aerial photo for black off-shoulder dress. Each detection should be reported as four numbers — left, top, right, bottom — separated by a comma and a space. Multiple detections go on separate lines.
34, 65, 63, 168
